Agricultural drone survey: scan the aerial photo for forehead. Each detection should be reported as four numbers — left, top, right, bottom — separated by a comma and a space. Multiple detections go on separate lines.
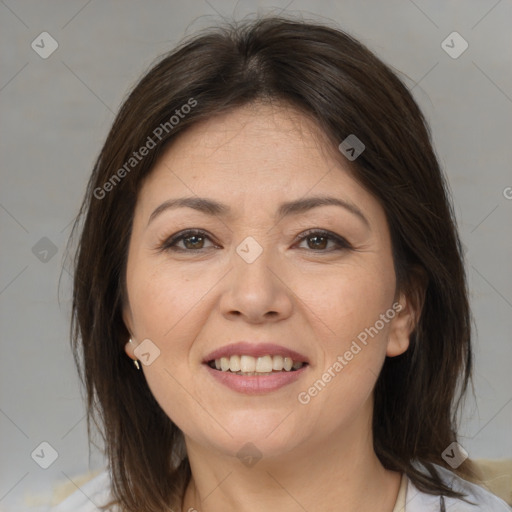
163, 102, 335, 174
136, 102, 382, 225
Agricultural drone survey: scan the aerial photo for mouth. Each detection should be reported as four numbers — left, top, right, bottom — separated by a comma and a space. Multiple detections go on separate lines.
202, 342, 309, 393
207, 354, 308, 375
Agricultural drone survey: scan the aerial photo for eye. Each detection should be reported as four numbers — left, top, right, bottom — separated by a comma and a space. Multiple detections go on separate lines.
295, 229, 351, 252
159, 229, 218, 252
158, 228, 351, 253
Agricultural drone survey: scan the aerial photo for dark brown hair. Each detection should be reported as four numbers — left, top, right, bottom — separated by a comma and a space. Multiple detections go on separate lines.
69, 15, 477, 511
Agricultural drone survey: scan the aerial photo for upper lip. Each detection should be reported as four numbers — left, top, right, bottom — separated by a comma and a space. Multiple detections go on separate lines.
203, 342, 309, 364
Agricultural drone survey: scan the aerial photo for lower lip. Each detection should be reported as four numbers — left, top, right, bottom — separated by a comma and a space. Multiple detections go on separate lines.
203, 364, 308, 394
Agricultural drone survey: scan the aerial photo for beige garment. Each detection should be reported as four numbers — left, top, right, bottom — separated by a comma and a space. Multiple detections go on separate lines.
392, 472, 408, 512
472, 458, 512, 506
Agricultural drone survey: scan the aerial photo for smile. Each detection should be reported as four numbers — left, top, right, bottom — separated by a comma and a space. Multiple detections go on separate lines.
202, 342, 310, 393
208, 354, 306, 374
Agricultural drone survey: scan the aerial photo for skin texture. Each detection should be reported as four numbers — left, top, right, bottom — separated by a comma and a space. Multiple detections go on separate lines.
123, 102, 419, 512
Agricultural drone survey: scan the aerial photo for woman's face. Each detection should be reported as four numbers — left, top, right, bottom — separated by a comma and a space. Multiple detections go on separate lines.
123, 103, 414, 460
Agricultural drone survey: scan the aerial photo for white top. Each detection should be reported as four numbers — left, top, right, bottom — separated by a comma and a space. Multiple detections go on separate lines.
52, 462, 511, 512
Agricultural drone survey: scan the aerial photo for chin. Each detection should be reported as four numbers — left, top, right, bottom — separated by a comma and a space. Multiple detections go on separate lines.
184, 410, 306, 461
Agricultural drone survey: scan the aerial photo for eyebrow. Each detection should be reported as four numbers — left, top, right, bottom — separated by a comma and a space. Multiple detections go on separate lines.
147, 195, 370, 229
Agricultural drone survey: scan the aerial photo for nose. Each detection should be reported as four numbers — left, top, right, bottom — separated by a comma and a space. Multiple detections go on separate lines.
219, 245, 293, 324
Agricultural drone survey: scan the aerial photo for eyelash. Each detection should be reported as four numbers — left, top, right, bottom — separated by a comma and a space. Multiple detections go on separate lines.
158, 228, 352, 254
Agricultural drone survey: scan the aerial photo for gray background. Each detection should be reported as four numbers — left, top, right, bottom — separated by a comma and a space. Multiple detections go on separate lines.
1, 0, 511, 510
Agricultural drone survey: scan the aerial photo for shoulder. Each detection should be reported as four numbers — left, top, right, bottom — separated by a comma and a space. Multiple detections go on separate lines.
51, 469, 117, 512
405, 462, 511, 511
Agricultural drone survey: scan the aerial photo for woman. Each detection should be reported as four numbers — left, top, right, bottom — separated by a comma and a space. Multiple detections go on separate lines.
57, 15, 510, 512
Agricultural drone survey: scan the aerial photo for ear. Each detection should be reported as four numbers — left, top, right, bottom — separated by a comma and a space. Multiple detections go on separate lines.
122, 305, 136, 359
124, 338, 136, 359
386, 266, 427, 357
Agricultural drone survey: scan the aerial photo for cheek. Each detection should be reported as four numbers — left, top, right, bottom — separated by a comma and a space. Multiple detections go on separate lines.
127, 260, 211, 339
126, 262, 213, 434
303, 261, 395, 346
295, 261, 395, 406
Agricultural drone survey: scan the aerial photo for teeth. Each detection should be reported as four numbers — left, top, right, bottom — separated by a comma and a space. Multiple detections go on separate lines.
240, 355, 256, 372
210, 354, 305, 373
272, 355, 283, 370
256, 355, 273, 372
229, 355, 241, 372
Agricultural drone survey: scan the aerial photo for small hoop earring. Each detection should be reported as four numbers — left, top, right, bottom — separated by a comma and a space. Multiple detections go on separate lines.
129, 338, 141, 370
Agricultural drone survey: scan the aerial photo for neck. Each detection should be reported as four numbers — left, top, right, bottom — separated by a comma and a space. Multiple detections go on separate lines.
181, 421, 401, 512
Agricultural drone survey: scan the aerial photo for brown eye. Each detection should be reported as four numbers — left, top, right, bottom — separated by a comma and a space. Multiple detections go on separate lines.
296, 230, 351, 252
182, 234, 205, 250
160, 229, 216, 252
306, 234, 329, 250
